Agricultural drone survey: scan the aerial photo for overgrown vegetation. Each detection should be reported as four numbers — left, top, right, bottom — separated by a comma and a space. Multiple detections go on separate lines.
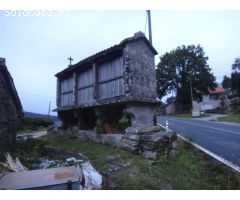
118, 115, 130, 132
18, 116, 53, 133
2, 134, 239, 189
218, 114, 240, 123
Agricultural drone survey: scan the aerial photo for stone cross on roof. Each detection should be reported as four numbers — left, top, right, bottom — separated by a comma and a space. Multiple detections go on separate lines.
68, 57, 74, 66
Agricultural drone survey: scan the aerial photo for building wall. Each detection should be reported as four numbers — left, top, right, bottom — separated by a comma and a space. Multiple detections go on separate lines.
165, 104, 175, 115
123, 39, 156, 101
0, 71, 19, 149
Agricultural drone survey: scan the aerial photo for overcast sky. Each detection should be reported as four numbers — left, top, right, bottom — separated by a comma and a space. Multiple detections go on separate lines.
0, 11, 240, 115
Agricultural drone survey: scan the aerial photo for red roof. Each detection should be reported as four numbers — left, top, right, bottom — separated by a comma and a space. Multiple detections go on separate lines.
208, 86, 225, 94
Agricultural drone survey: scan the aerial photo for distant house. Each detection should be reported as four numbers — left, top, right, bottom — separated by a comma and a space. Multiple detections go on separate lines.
54, 32, 158, 131
202, 86, 225, 110
0, 58, 22, 149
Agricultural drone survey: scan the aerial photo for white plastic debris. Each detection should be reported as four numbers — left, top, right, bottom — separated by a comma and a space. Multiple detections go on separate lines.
81, 161, 102, 190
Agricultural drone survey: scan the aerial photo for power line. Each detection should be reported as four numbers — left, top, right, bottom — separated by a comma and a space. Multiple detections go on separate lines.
19, 91, 55, 99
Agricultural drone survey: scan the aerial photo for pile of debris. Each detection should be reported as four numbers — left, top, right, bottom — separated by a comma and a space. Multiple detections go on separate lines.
0, 153, 28, 172
0, 152, 102, 190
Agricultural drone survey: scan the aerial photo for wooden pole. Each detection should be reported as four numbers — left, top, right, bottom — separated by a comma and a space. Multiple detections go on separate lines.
48, 101, 51, 119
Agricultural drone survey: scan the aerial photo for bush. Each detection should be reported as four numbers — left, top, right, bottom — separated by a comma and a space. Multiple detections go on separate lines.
18, 117, 54, 131
118, 116, 130, 132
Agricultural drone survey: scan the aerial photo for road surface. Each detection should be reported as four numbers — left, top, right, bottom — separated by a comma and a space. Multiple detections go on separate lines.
157, 116, 240, 167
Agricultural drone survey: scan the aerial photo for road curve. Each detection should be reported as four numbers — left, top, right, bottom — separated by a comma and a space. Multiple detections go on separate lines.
157, 116, 240, 167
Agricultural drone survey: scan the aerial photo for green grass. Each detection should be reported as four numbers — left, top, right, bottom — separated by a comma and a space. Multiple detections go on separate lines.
174, 113, 192, 118
2, 134, 240, 189
218, 114, 240, 123
40, 134, 240, 189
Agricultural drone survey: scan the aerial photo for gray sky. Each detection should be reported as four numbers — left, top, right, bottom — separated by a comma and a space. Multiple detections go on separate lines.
0, 11, 240, 115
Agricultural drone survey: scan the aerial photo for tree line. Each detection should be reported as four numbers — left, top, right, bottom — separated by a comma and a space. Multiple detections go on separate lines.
156, 44, 240, 111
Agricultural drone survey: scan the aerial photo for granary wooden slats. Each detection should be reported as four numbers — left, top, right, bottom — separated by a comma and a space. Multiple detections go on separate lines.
77, 68, 94, 104
98, 57, 124, 99
58, 56, 124, 106
60, 77, 73, 106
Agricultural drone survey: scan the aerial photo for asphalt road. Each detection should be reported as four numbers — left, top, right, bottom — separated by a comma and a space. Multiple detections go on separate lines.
157, 116, 240, 167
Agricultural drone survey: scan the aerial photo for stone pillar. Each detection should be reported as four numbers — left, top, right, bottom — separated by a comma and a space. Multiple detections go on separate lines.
123, 103, 156, 128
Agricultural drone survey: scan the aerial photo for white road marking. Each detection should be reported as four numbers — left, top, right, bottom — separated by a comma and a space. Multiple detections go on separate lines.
165, 118, 240, 135
157, 123, 240, 173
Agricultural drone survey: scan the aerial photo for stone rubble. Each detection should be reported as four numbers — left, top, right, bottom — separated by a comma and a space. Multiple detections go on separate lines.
105, 154, 121, 161
120, 126, 178, 160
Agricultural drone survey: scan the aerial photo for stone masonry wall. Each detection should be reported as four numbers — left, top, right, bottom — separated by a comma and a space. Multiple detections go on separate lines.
123, 35, 157, 101
52, 125, 178, 160
0, 72, 19, 150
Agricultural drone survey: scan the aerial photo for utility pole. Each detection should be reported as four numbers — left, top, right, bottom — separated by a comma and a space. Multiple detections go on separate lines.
48, 101, 51, 119
146, 10, 152, 45
189, 76, 194, 110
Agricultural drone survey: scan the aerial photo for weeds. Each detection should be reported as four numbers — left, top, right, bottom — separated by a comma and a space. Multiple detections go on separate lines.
2, 133, 239, 189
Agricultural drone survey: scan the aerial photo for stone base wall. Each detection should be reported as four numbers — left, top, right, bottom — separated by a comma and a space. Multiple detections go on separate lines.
53, 125, 177, 160
120, 130, 177, 160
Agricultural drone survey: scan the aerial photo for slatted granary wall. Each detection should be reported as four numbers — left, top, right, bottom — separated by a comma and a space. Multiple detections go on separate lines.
98, 56, 124, 100
77, 68, 94, 104
60, 77, 73, 106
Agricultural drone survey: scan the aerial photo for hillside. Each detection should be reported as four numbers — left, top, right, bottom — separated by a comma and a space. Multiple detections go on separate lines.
23, 111, 60, 123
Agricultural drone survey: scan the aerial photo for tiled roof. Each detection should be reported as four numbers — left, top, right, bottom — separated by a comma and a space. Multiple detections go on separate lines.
208, 86, 225, 94
55, 32, 157, 77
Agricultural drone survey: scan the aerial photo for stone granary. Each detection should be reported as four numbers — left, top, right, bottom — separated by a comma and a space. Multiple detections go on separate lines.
55, 32, 158, 133
0, 58, 22, 149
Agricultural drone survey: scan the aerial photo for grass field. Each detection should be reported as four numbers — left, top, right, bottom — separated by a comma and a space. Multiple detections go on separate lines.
43, 134, 240, 189
1, 133, 240, 189
218, 114, 240, 123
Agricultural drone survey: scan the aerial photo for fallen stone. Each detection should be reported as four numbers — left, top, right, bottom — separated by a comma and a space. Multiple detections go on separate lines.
143, 151, 158, 160
120, 161, 132, 168
105, 154, 121, 161
108, 164, 120, 172
171, 141, 177, 149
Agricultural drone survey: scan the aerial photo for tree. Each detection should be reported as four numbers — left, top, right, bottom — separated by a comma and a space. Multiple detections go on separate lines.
231, 57, 240, 93
222, 75, 231, 88
156, 45, 216, 111
232, 57, 240, 71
